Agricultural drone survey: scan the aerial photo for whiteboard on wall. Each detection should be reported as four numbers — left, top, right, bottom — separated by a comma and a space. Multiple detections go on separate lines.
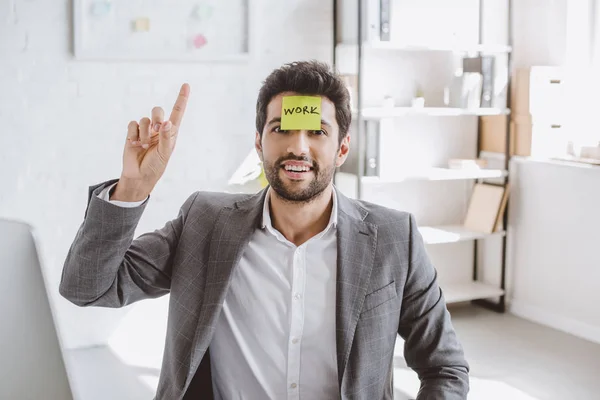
73, 0, 250, 62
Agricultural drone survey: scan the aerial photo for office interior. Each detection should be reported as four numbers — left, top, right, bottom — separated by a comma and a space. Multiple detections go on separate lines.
1, 0, 600, 399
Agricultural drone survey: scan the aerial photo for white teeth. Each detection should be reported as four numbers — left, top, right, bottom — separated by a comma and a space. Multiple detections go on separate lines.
284, 165, 310, 172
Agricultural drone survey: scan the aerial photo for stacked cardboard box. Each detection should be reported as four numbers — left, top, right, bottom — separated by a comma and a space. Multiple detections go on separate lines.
480, 67, 566, 158
479, 114, 514, 155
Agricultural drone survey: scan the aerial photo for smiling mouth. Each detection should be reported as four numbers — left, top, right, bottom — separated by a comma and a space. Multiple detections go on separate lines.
280, 164, 315, 179
282, 164, 313, 173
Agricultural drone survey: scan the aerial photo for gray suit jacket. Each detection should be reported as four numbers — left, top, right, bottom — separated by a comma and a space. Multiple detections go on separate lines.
60, 179, 469, 399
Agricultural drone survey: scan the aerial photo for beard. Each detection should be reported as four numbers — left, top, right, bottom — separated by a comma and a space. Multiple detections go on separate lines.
263, 153, 336, 203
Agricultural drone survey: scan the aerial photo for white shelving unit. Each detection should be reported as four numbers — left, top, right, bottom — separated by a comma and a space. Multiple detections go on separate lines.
419, 225, 505, 245
333, 0, 513, 312
336, 42, 513, 54
358, 107, 510, 120
337, 168, 507, 184
443, 282, 505, 304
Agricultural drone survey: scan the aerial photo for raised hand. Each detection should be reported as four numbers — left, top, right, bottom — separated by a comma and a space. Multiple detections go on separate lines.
112, 83, 190, 202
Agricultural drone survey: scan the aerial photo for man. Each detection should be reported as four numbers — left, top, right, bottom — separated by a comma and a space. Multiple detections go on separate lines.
60, 60, 469, 399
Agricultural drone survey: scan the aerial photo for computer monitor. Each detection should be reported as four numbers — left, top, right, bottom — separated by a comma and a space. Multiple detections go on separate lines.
0, 218, 74, 400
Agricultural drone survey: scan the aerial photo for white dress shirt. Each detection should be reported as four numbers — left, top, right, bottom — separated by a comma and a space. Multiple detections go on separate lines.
97, 182, 147, 207
99, 183, 340, 399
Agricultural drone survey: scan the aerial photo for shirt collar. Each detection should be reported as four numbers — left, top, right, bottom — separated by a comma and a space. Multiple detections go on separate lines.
261, 187, 338, 231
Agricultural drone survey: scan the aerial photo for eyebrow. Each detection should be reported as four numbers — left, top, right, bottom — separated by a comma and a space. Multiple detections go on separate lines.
267, 117, 333, 128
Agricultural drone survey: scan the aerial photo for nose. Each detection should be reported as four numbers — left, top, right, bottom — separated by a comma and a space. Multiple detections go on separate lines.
286, 130, 310, 156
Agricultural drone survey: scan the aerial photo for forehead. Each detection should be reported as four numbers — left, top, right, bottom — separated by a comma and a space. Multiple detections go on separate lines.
266, 92, 337, 121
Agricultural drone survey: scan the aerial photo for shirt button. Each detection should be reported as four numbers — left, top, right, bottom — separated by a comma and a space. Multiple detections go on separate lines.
294, 293, 302, 300
292, 338, 299, 344
290, 383, 297, 389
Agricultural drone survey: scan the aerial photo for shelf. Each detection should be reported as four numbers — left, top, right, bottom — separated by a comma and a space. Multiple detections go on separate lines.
443, 281, 505, 304
419, 225, 505, 245
356, 107, 511, 120
337, 42, 512, 54
356, 168, 508, 183
479, 151, 508, 160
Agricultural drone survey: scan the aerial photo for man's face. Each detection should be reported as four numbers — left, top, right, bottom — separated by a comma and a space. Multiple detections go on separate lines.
255, 92, 350, 203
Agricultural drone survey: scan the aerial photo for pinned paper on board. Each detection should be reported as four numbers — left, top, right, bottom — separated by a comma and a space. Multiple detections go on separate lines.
190, 3, 214, 21
280, 96, 322, 130
74, 0, 250, 61
90, 0, 111, 17
192, 34, 207, 49
132, 17, 150, 32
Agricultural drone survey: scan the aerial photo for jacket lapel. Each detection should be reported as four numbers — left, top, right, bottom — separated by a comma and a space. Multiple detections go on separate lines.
186, 188, 268, 387
334, 190, 378, 387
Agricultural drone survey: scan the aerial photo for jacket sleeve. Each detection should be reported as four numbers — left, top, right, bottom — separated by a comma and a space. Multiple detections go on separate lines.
59, 179, 198, 308
397, 214, 470, 399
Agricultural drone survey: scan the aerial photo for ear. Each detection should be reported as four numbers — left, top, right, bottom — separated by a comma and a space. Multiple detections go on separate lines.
335, 134, 350, 167
255, 131, 263, 161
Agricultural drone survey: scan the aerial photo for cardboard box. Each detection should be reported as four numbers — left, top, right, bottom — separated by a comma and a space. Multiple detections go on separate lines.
511, 67, 565, 118
511, 115, 532, 156
480, 115, 515, 155
532, 122, 567, 158
480, 114, 557, 158
511, 116, 567, 158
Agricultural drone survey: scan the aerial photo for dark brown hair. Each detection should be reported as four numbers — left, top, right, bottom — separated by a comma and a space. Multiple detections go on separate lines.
255, 60, 352, 145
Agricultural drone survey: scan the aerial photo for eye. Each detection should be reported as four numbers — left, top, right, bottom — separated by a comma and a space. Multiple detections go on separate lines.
312, 129, 327, 136
273, 126, 288, 133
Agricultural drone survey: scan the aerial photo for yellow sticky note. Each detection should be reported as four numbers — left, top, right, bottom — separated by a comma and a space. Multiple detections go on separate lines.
280, 96, 322, 130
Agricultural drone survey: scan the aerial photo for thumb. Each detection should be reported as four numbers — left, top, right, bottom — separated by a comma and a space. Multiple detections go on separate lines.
157, 120, 174, 161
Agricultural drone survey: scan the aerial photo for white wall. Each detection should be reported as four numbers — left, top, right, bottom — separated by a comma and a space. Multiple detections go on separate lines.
0, 0, 333, 349
507, 159, 600, 344
512, 0, 567, 68
503, 0, 600, 344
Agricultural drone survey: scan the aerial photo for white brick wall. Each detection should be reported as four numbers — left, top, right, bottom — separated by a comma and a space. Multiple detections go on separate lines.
1, 0, 333, 349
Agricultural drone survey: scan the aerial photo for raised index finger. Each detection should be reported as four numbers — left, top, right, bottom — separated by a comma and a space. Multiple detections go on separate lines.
169, 83, 190, 127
